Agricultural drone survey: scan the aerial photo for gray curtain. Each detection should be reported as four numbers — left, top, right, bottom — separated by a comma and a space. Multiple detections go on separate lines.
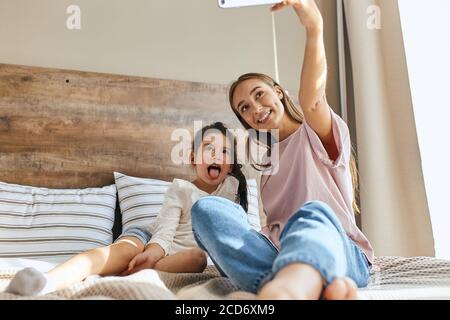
335, 0, 435, 257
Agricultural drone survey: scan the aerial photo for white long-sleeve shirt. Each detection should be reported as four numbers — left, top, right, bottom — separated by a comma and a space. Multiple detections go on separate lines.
147, 176, 260, 256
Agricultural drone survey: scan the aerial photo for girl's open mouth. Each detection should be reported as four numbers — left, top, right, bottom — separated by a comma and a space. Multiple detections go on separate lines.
207, 164, 221, 179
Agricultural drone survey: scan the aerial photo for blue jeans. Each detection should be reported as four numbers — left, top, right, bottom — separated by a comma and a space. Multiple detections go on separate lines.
191, 197, 371, 294
117, 225, 152, 245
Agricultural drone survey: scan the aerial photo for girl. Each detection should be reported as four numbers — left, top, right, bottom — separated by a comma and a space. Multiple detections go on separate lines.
6, 122, 251, 296
190, 0, 374, 300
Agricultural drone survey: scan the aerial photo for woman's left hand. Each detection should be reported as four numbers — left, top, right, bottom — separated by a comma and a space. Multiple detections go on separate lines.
271, 0, 323, 33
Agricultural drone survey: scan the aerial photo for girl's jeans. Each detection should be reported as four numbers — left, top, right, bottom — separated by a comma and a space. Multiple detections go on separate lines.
191, 197, 371, 293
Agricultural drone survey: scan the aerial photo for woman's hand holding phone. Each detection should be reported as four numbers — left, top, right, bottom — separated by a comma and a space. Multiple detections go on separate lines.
218, 0, 322, 33
271, 0, 323, 33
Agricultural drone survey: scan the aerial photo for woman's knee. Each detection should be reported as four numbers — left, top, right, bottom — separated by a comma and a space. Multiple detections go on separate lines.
303, 201, 334, 215
298, 201, 341, 226
283, 201, 344, 238
192, 197, 215, 229
191, 196, 236, 227
192, 196, 216, 216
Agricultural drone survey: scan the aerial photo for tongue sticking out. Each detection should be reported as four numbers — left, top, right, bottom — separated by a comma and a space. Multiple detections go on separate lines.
209, 168, 220, 179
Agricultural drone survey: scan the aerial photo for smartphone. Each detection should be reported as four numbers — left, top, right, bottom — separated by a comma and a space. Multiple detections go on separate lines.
218, 0, 282, 9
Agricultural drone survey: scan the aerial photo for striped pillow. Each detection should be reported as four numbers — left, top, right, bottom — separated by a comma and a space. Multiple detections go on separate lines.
0, 181, 116, 264
114, 172, 261, 233
114, 172, 171, 232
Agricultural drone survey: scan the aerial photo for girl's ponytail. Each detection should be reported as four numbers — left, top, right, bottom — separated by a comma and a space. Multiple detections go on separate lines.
230, 163, 248, 213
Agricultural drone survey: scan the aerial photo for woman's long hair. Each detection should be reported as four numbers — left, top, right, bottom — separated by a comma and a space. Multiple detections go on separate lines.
192, 122, 248, 212
229, 73, 360, 215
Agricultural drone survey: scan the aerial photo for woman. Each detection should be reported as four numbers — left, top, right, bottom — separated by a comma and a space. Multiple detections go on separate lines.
191, 0, 373, 300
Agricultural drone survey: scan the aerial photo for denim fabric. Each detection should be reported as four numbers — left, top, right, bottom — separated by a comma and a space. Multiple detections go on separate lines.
116, 225, 153, 246
191, 196, 370, 294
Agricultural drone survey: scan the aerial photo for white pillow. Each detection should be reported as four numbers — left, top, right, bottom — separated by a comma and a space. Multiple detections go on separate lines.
114, 172, 261, 232
0, 181, 116, 264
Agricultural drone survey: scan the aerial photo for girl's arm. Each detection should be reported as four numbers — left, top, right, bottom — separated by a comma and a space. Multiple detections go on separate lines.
146, 183, 184, 255
123, 183, 184, 274
273, 1, 338, 159
122, 242, 165, 275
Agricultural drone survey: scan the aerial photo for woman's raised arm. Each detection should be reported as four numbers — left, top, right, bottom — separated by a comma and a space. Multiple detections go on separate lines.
272, 1, 336, 156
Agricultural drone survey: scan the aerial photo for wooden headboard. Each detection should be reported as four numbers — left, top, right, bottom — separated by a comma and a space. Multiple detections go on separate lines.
0, 64, 243, 189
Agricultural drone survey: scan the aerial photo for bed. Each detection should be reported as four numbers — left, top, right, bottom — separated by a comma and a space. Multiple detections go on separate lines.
1, 63, 449, 300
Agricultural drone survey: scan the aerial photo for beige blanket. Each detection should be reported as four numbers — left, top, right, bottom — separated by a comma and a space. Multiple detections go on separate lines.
1, 256, 449, 300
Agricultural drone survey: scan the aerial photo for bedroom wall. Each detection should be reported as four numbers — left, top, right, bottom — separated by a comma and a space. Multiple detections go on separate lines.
0, 0, 345, 230
0, 0, 339, 104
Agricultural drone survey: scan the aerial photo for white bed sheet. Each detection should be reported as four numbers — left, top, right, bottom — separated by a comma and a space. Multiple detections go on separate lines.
0, 258, 56, 273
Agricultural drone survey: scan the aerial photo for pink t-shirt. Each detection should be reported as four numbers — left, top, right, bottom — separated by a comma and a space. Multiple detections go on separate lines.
260, 108, 374, 264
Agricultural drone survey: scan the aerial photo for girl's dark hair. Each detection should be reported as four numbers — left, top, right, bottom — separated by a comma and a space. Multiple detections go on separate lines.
192, 122, 248, 212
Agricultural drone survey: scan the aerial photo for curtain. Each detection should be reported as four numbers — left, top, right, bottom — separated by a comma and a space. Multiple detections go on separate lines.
335, 0, 435, 257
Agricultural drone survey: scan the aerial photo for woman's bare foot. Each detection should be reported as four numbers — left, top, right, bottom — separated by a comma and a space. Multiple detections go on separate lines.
256, 263, 358, 300
256, 263, 323, 300
323, 277, 358, 300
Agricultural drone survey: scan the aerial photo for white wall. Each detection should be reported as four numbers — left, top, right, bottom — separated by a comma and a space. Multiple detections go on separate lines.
0, 0, 304, 92
398, 0, 450, 259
